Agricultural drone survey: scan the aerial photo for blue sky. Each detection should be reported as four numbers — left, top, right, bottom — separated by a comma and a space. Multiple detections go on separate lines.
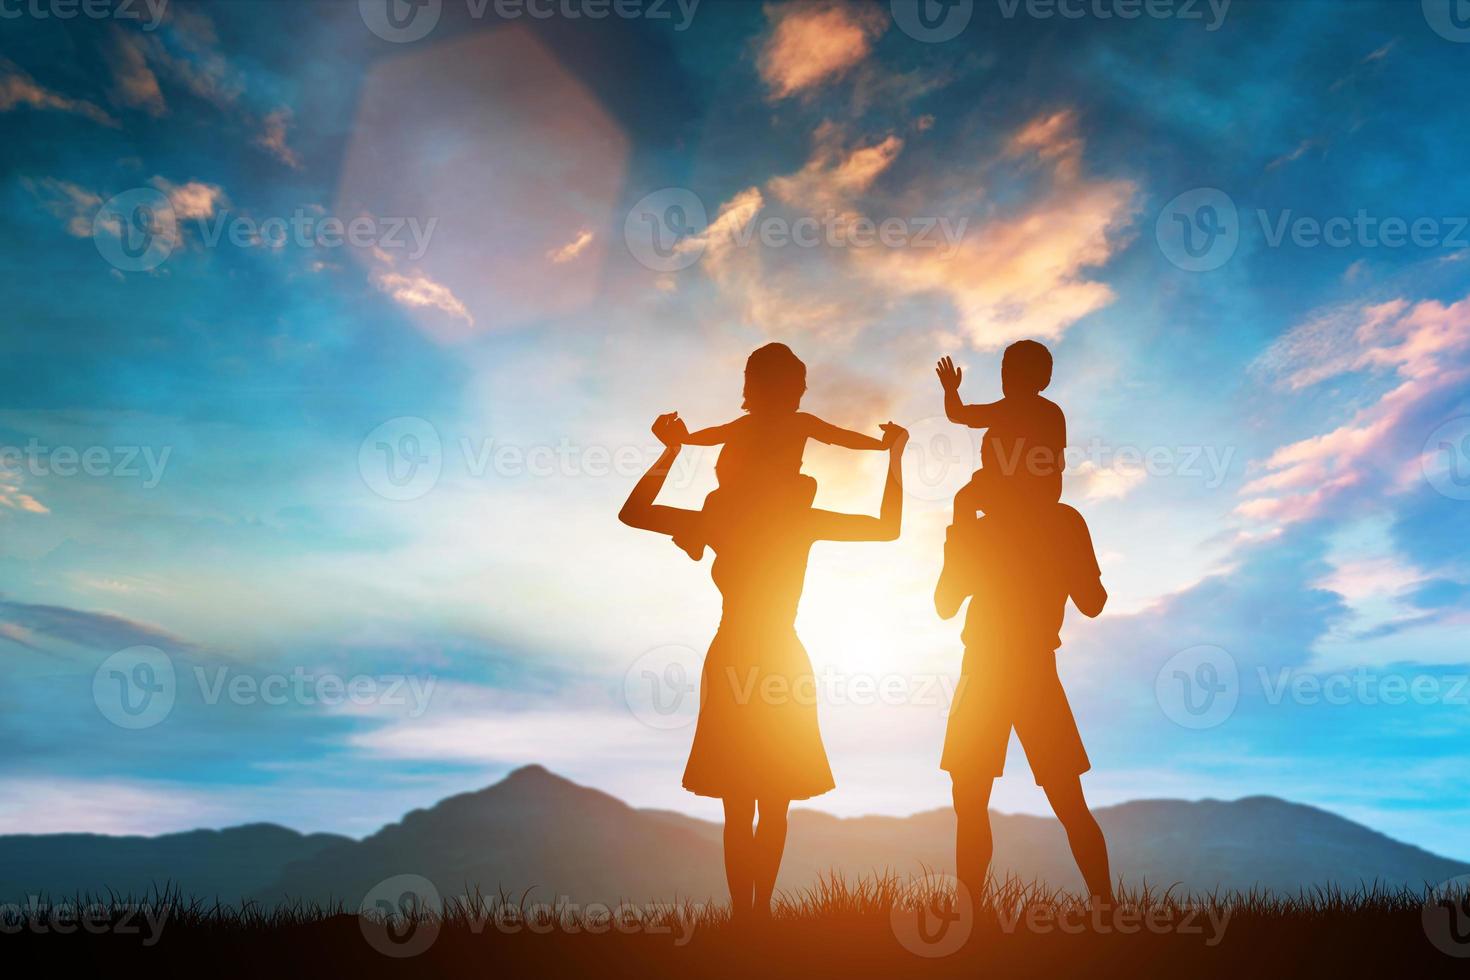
2, 0, 1470, 863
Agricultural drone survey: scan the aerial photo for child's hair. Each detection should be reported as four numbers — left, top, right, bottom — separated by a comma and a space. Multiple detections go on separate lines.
1001, 339, 1053, 394
741, 342, 807, 414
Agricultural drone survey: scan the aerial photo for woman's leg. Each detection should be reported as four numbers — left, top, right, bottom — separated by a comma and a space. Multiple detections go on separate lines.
722, 797, 756, 921
751, 797, 791, 919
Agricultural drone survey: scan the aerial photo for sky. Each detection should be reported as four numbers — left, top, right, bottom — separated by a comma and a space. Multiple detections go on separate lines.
2, 0, 1470, 863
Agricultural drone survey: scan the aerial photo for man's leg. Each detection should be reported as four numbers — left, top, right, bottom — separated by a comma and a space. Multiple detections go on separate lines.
1041, 776, 1113, 903
722, 797, 756, 921
950, 773, 995, 903
751, 797, 790, 919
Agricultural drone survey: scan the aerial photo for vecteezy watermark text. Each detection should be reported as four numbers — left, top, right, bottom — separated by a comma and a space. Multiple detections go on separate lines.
0, 0, 167, 29
1157, 187, 1470, 272
625, 187, 968, 273
0, 440, 170, 488
0, 899, 168, 944
93, 188, 437, 272
358, 874, 699, 958
358, 0, 700, 43
92, 646, 437, 730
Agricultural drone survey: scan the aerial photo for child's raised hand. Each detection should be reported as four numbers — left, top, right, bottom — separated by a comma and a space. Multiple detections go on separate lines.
880, 422, 909, 450
936, 356, 962, 392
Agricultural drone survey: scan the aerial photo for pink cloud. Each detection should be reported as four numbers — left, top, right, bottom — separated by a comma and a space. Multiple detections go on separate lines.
1238, 294, 1470, 526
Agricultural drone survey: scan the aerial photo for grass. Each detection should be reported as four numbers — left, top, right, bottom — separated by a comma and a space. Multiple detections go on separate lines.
4, 873, 1467, 977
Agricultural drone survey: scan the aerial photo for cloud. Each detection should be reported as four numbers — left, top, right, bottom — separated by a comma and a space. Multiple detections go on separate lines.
150, 176, 226, 220
546, 228, 594, 264
23, 178, 103, 238
679, 186, 858, 336
0, 467, 46, 515
373, 271, 474, 325
757, 1, 885, 100
1006, 109, 1085, 180
0, 778, 236, 835
255, 106, 302, 169
103, 29, 166, 116
0, 596, 194, 655
1266, 138, 1318, 172
1070, 458, 1147, 502
768, 122, 904, 220
0, 59, 118, 127
862, 110, 1137, 349
1240, 294, 1470, 526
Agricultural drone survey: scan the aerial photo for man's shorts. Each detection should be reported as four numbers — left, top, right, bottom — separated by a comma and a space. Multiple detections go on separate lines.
940, 648, 1090, 786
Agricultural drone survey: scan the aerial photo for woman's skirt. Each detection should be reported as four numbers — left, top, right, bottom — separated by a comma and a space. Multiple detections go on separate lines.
682, 622, 835, 801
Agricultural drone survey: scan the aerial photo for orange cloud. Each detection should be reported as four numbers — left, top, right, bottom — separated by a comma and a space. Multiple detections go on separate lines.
255, 107, 302, 169
24, 178, 103, 238
103, 29, 166, 116
373, 269, 474, 327
768, 122, 904, 219
757, 2, 885, 100
0, 59, 118, 127
547, 228, 595, 264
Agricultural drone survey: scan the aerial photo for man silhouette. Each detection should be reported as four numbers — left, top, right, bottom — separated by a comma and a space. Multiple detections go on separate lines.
935, 477, 1114, 904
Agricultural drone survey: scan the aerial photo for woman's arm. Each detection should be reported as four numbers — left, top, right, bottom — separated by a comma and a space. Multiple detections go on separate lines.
809, 423, 908, 542
618, 413, 702, 540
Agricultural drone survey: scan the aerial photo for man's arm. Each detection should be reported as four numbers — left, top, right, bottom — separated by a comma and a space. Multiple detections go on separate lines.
1072, 575, 1107, 618
934, 522, 974, 619
1063, 507, 1107, 618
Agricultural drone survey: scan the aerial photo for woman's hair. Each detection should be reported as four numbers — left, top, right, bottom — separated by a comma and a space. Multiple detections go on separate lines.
741, 342, 807, 414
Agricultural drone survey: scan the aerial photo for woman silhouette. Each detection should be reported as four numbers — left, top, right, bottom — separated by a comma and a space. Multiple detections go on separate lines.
620, 391, 907, 923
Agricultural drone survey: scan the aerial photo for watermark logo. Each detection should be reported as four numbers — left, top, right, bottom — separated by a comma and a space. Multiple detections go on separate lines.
359, 417, 443, 501
93, 646, 176, 730
624, 644, 701, 730
624, 188, 709, 273
360, 874, 442, 957
1424, 0, 1470, 43
890, 0, 973, 42
1423, 875, 1470, 957
1422, 416, 1470, 501
360, 0, 442, 42
890, 874, 973, 957
93, 188, 176, 273
1156, 644, 1238, 729
1157, 188, 1239, 272
900, 416, 981, 503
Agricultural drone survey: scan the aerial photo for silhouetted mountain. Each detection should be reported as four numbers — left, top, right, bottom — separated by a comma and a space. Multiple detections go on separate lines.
263, 765, 727, 905
0, 823, 349, 903
4, 767, 1464, 905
